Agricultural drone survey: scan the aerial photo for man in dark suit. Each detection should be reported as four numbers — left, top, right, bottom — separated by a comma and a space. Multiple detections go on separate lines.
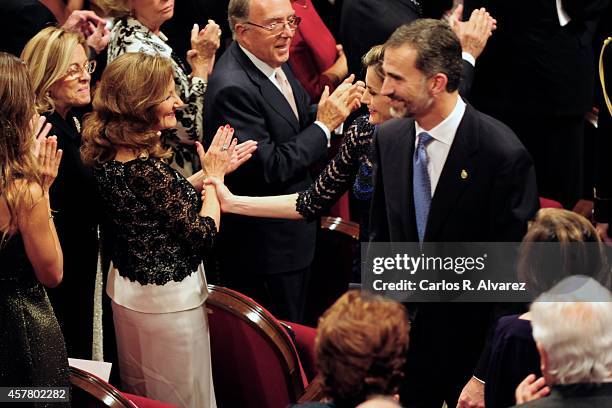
463, 0, 610, 210
204, 0, 362, 322
370, 19, 539, 407
511, 279, 612, 408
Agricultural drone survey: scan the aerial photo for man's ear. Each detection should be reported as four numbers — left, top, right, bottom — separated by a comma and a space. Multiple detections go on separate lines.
536, 341, 548, 374
429, 73, 448, 95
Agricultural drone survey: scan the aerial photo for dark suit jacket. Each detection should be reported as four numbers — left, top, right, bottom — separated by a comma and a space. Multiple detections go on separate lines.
204, 42, 328, 274
370, 103, 538, 244
369, 102, 539, 400
463, 0, 610, 116
510, 383, 612, 408
0, 0, 56, 57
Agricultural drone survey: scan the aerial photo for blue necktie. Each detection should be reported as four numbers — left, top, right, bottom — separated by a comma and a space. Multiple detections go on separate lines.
413, 132, 433, 242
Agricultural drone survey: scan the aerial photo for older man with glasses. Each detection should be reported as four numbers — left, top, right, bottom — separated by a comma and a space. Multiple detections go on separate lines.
204, 0, 364, 323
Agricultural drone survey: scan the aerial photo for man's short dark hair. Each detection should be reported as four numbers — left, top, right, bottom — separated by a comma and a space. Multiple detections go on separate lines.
385, 19, 462, 92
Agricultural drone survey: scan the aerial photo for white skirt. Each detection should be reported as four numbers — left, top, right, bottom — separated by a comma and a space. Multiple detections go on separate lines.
112, 301, 217, 408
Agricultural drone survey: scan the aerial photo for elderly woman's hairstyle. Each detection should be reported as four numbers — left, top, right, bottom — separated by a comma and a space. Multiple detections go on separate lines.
21, 26, 88, 114
518, 208, 611, 295
315, 291, 410, 407
81, 53, 174, 166
0, 53, 42, 242
530, 277, 612, 385
362, 45, 385, 81
93, 0, 130, 18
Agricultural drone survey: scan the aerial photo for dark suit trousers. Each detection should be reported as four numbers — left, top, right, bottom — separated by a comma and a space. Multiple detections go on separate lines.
224, 267, 311, 324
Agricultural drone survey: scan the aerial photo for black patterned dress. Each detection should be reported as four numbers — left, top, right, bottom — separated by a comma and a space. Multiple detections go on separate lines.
296, 114, 375, 222
0, 234, 69, 407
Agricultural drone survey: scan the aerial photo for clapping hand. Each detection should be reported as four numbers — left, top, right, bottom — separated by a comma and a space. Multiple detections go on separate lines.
38, 136, 63, 195
188, 20, 221, 78
196, 125, 235, 179
317, 74, 366, 131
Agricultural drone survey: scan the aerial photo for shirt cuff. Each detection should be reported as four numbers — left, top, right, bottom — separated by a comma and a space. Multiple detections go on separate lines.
462, 52, 476, 67
472, 375, 485, 384
314, 120, 331, 147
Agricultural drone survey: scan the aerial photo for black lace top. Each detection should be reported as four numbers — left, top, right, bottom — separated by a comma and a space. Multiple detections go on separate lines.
296, 115, 375, 220
94, 157, 216, 285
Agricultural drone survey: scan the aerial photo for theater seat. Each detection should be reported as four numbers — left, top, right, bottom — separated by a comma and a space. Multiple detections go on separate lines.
539, 197, 563, 209
69, 366, 177, 407
305, 216, 360, 326
281, 321, 318, 381
207, 285, 309, 408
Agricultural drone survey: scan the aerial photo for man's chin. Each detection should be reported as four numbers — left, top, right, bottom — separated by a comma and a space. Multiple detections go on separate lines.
389, 105, 408, 119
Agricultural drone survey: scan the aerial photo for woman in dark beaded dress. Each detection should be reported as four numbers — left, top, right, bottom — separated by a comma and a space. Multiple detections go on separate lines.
0, 52, 68, 404
81, 52, 242, 408
206, 45, 391, 226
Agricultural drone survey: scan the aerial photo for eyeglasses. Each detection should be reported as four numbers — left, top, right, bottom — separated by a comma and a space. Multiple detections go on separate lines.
65, 60, 97, 80
244, 16, 301, 35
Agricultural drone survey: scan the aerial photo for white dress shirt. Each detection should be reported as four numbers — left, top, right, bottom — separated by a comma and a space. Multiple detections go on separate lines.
415, 96, 467, 196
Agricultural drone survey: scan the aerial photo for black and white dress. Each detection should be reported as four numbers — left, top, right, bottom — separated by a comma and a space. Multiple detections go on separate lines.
108, 17, 206, 176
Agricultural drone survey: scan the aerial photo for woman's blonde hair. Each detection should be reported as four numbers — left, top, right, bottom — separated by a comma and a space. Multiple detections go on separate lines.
21, 26, 88, 114
362, 44, 385, 80
93, 0, 131, 18
0, 53, 42, 242
81, 53, 174, 166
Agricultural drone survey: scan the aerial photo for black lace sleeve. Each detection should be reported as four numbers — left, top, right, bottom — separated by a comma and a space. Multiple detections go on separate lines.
125, 159, 217, 252
296, 115, 375, 220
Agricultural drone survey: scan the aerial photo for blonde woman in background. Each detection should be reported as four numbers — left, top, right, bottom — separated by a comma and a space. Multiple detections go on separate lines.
22, 26, 101, 361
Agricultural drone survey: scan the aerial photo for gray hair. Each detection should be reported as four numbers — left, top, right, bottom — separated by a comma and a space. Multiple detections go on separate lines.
530, 276, 612, 385
228, 0, 251, 38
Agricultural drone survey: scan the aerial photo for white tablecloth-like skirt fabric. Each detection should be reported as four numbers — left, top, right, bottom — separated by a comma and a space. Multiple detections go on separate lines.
112, 301, 217, 408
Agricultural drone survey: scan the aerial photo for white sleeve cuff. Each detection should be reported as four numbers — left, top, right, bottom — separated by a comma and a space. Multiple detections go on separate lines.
314, 120, 332, 147
462, 52, 476, 67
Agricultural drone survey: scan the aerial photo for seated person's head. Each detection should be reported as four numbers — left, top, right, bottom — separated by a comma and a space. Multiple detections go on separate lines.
518, 208, 611, 296
530, 277, 612, 386
81, 52, 180, 165
315, 291, 410, 407
21, 27, 91, 116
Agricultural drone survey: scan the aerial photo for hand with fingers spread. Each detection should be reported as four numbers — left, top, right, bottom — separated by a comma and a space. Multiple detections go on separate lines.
452, 7, 497, 59
62, 10, 106, 37
515, 374, 551, 404
38, 136, 63, 195
317, 74, 366, 131
188, 20, 221, 79
197, 125, 235, 179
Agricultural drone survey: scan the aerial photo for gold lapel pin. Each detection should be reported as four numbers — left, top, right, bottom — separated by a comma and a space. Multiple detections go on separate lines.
460, 169, 468, 180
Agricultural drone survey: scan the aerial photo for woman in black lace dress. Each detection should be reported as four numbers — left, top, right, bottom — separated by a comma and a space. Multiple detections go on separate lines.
0, 52, 68, 402
206, 45, 392, 229
81, 52, 236, 408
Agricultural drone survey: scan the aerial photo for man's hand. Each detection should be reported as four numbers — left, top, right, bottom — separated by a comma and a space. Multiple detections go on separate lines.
515, 374, 550, 405
316, 74, 365, 131
189, 20, 221, 78
457, 376, 485, 408
62, 10, 105, 36
450, 6, 497, 60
